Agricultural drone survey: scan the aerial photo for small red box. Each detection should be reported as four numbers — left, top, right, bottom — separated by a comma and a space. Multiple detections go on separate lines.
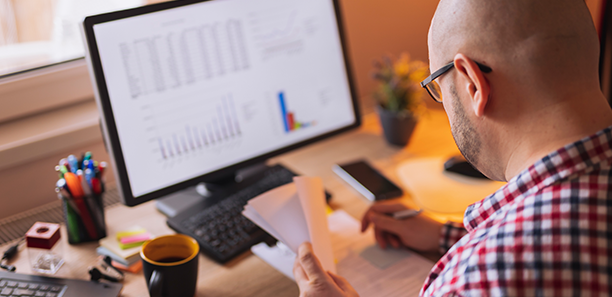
26, 222, 61, 250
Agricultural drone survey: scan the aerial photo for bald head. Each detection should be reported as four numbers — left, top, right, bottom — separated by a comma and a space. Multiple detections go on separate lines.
429, 0, 600, 95
427, 0, 612, 181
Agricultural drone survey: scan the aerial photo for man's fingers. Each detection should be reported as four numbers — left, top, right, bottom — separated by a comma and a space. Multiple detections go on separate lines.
361, 210, 372, 232
328, 271, 351, 292
374, 227, 387, 249
370, 212, 405, 235
293, 256, 309, 286
361, 202, 409, 232
298, 242, 326, 280
368, 202, 409, 214
385, 232, 401, 249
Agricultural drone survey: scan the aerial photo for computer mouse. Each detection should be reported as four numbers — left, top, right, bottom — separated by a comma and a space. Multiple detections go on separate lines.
443, 156, 490, 179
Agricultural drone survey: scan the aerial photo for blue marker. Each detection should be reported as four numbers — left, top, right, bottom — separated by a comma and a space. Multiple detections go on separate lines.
67, 155, 78, 173
84, 168, 95, 186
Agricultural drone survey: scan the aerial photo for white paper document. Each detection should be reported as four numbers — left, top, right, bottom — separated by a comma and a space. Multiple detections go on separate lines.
244, 179, 435, 297
242, 176, 336, 273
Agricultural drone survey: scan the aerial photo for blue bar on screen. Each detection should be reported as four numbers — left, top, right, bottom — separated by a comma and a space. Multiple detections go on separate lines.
279, 91, 289, 132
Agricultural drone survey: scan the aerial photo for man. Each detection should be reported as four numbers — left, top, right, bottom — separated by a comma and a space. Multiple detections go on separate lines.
293, 0, 612, 295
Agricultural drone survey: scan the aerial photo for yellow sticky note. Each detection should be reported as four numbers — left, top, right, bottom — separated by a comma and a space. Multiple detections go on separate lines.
116, 228, 147, 240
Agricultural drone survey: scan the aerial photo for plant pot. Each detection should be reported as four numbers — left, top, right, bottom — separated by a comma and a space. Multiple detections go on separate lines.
376, 105, 418, 146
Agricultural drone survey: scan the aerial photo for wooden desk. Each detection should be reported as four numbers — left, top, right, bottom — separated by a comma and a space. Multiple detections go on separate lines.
2, 109, 458, 296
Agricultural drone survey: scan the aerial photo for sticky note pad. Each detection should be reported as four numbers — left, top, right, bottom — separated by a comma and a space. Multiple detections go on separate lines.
116, 228, 147, 241
119, 241, 146, 250
120, 233, 151, 245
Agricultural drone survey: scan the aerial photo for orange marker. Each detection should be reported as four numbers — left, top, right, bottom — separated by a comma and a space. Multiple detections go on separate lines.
64, 172, 98, 239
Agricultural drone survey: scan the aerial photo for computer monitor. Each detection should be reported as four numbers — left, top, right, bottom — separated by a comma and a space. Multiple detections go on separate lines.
82, 0, 360, 207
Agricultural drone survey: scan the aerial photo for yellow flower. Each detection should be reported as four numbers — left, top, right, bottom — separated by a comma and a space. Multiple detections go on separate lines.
373, 52, 428, 114
394, 53, 411, 77
407, 61, 426, 81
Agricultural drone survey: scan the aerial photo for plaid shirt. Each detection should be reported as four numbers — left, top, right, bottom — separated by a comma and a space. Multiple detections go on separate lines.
421, 126, 612, 296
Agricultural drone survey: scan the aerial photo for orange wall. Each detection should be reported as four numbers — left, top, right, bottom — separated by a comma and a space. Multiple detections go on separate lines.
339, 0, 440, 111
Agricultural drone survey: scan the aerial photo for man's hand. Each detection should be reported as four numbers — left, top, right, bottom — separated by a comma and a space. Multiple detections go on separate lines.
361, 201, 443, 252
293, 242, 359, 297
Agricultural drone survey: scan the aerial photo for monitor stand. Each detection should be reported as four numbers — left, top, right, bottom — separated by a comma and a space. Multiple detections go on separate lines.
155, 162, 270, 217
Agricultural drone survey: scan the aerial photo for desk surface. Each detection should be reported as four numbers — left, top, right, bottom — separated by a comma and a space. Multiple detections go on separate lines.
2, 109, 460, 297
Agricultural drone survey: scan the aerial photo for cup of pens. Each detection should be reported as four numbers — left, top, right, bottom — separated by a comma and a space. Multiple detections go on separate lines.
55, 152, 108, 244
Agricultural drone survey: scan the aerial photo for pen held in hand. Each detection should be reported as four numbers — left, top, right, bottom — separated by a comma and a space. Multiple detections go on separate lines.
392, 209, 422, 220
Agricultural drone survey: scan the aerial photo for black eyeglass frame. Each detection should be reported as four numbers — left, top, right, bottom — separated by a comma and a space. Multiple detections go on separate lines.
420, 61, 492, 103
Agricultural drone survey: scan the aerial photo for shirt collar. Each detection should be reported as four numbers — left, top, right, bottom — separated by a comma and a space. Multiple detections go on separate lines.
462, 125, 612, 231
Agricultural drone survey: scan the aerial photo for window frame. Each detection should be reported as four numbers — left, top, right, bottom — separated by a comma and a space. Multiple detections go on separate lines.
0, 58, 94, 124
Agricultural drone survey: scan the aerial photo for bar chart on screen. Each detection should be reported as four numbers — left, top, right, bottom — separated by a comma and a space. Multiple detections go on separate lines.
277, 91, 316, 133
145, 93, 243, 162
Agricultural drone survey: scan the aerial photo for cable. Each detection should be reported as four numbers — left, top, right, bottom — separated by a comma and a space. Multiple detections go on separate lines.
1, 238, 23, 272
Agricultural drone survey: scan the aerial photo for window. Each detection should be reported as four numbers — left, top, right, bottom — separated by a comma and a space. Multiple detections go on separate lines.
0, 0, 166, 122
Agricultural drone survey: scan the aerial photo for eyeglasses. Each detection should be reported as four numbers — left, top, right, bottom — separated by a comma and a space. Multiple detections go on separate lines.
420, 61, 492, 103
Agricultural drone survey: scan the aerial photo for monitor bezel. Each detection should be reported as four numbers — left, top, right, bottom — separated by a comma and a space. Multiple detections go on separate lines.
82, 0, 361, 206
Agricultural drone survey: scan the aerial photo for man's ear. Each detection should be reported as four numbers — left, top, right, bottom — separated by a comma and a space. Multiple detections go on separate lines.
453, 53, 490, 117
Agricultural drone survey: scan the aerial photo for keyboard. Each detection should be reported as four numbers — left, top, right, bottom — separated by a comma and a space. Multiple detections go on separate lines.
167, 165, 329, 263
0, 270, 122, 297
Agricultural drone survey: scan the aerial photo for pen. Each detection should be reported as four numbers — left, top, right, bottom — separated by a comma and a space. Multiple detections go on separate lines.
55, 165, 68, 178
56, 178, 72, 197
392, 209, 423, 220
84, 168, 95, 186
98, 162, 107, 177
79, 153, 85, 170
77, 170, 92, 197
58, 192, 81, 242
90, 177, 102, 195
59, 158, 69, 171
67, 155, 78, 173
64, 172, 98, 239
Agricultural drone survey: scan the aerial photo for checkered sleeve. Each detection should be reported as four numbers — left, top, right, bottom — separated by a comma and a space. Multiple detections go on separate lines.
438, 221, 467, 254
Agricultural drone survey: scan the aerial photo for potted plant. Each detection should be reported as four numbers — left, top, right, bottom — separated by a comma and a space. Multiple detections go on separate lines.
372, 53, 428, 146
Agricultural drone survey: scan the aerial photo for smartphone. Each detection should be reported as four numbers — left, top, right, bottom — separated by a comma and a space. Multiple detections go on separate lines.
332, 160, 403, 201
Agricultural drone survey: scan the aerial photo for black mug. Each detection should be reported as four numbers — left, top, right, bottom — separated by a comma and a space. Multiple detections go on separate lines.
140, 234, 199, 297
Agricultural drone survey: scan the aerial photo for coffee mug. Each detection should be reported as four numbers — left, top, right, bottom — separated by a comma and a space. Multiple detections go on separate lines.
140, 234, 199, 297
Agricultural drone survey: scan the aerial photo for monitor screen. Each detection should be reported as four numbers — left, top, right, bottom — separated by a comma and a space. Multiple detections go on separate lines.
83, 0, 359, 205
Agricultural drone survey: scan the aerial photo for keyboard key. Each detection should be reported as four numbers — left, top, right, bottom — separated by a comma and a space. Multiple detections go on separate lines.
5, 282, 16, 288
210, 239, 221, 247
48, 286, 62, 292
0, 281, 5, 288
13, 288, 34, 296
17, 283, 28, 289
34, 292, 45, 297
27, 284, 39, 290
38, 285, 49, 291
1, 288, 12, 296
45, 293, 57, 297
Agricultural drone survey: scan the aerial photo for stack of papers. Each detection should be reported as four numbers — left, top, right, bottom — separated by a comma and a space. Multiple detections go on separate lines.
242, 176, 335, 273
243, 177, 435, 296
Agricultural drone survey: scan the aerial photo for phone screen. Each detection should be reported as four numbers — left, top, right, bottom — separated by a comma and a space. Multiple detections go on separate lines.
334, 161, 403, 201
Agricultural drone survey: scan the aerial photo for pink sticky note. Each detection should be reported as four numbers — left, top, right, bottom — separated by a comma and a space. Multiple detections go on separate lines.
120, 233, 151, 244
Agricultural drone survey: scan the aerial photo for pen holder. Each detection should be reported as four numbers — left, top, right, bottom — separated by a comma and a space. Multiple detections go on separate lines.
61, 193, 107, 244
55, 153, 109, 244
